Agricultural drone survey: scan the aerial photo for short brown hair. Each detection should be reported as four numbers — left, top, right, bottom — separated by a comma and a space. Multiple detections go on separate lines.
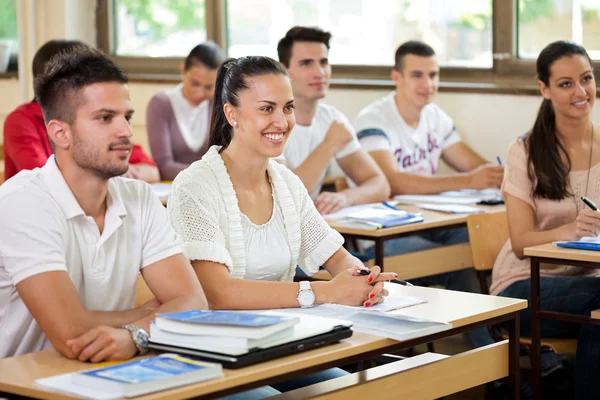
277, 26, 331, 67
34, 45, 128, 124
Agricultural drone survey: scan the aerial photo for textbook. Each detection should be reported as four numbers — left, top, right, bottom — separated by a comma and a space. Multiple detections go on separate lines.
336, 207, 424, 230
68, 354, 222, 398
155, 310, 300, 339
149, 322, 295, 351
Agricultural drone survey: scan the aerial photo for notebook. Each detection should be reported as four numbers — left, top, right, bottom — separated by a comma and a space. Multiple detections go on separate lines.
148, 315, 353, 369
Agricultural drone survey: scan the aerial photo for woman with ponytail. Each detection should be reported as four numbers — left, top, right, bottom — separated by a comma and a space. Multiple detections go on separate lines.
491, 41, 600, 399
168, 56, 395, 396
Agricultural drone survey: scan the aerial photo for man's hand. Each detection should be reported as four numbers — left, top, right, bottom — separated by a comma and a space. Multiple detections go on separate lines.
466, 164, 504, 190
314, 191, 352, 214
66, 326, 137, 363
323, 121, 353, 154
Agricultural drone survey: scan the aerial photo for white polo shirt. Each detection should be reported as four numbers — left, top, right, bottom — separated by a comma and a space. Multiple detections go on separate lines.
279, 103, 361, 199
0, 156, 183, 358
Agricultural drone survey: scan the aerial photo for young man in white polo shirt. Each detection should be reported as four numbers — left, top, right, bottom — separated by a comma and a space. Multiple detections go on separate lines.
276, 26, 390, 214
354, 41, 501, 349
0, 45, 208, 361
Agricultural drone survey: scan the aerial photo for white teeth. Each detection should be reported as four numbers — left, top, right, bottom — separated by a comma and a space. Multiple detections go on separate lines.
264, 133, 284, 141
574, 100, 588, 106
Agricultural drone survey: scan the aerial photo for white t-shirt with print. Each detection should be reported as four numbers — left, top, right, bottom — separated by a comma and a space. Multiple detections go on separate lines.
0, 156, 183, 358
280, 103, 361, 199
353, 92, 461, 175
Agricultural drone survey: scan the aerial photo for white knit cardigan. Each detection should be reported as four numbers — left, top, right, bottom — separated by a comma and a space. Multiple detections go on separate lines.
168, 146, 344, 282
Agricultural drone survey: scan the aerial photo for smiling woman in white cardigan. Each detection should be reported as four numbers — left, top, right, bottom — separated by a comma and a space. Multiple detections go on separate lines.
167, 56, 395, 397
168, 55, 395, 311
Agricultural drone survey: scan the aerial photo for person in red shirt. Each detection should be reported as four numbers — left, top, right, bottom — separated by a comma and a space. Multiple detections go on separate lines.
3, 40, 159, 183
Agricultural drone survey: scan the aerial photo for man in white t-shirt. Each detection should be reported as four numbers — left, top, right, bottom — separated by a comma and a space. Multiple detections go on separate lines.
354, 41, 500, 349
354, 41, 503, 194
276, 26, 390, 214
0, 45, 208, 361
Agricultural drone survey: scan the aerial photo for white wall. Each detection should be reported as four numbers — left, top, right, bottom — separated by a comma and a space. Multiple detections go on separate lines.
125, 83, 554, 165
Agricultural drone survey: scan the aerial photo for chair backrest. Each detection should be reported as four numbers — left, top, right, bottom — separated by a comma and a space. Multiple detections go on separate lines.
334, 176, 349, 192
466, 211, 509, 272
134, 274, 154, 307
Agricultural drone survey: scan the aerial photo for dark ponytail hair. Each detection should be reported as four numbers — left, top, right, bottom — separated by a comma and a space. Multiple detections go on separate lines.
209, 56, 289, 152
527, 40, 593, 199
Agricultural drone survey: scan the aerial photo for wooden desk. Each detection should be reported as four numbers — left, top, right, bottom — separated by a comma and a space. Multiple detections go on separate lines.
524, 243, 600, 400
328, 204, 505, 275
0, 285, 526, 400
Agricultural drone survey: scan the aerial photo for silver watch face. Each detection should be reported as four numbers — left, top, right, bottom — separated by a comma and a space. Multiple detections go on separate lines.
133, 329, 149, 349
298, 290, 315, 307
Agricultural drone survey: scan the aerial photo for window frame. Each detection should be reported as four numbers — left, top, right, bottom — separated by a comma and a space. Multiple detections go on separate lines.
96, 0, 599, 95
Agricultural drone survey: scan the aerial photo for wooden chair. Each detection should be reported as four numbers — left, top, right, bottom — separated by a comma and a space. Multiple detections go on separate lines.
466, 212, 577, 355
134, 274, 154, 307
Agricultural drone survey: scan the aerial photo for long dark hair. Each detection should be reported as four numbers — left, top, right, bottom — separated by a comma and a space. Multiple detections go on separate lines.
527, 40, 593, 199
209, 56, 289, 152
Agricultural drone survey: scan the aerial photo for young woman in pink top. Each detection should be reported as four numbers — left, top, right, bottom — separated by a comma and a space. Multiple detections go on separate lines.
492, 41, 600, 399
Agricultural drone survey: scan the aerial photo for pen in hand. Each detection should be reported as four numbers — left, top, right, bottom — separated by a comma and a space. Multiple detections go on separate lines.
357, 269, 413, 286
581, 196, 599, 211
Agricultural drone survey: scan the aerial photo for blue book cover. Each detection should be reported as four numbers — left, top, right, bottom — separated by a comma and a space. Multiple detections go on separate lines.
157, 310, 291, 327
79, 355, 214, 384
556, 241, 600, 251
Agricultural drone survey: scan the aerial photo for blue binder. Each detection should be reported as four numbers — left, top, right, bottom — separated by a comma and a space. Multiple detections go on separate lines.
555, 242, 600, 251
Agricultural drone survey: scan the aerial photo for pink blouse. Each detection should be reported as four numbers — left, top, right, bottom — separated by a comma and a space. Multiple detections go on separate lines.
490, 139, 600, 295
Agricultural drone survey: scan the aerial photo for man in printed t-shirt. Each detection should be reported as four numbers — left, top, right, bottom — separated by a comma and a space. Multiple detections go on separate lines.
353, 41, 503, 349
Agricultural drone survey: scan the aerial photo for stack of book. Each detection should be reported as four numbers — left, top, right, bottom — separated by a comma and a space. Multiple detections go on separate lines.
150, 310, 300, 354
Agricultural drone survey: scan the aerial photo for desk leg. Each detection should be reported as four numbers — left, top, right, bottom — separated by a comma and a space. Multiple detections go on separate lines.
530, 257, 542, 400
508, 312, 521, 400
375, 239, 384, 271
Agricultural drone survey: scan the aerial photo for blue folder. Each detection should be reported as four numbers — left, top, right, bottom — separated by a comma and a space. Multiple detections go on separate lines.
555, 242, 600, 251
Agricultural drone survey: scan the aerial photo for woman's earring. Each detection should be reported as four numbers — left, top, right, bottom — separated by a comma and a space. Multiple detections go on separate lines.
232, 121, 237, 127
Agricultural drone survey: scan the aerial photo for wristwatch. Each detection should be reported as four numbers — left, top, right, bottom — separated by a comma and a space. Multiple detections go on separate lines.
121, 324, 149, 355
297, 281, 316, 308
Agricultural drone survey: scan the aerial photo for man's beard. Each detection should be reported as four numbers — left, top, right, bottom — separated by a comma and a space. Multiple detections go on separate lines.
72, 132, 130, 180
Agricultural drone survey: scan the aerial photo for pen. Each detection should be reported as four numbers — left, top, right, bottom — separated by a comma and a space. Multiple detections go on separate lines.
357, 269, 413, 286
381, 201, 398, 211
581, 196, 599, 211
496, 156, 502, 166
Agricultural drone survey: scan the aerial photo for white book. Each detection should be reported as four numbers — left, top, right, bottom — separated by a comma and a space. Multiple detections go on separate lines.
149, 322, 295, 351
